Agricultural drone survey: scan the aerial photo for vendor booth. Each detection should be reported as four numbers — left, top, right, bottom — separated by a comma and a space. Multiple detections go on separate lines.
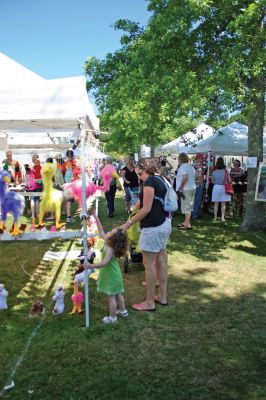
187, 122, 266, 219
189, 122, 266, 156
0, 52, 100, 327
158, 123, 215, 154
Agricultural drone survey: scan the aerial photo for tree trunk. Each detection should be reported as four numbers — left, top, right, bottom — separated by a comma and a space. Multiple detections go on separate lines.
241, 78, 266, 232
150, 146, 155, 158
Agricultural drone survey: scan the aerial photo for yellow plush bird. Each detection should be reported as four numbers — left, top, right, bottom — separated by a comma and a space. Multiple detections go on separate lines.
38, 162, 65, 229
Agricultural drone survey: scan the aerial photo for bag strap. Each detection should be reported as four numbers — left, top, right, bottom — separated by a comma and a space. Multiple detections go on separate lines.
224, 169, 228, 184
153, 175, 168, 206
154, 175, 169, 190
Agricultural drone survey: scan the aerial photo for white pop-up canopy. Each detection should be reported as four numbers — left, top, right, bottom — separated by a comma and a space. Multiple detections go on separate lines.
0, 52, 99, 327
189, 122, 266, 155
0, 75, 98, 131
0, 128, 80, 150
160, 123, 215, 154
0, 52, 45, 89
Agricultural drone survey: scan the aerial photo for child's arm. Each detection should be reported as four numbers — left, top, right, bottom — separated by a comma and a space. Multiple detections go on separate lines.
85, 247, 113, 269
91, 210, 106, 238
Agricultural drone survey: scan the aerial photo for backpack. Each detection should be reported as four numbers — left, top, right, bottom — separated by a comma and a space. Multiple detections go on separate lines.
154, 176, 178, 212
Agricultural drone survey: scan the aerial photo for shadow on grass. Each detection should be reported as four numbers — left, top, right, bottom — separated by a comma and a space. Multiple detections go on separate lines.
99, 194, 266, 263
0, 239, 74, 315
9, 269, 266, 400
167, 214, 266, 262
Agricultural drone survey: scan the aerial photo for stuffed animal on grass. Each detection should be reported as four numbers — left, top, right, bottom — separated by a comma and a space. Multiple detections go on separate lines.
29, 300, 45, 316
0, 283, 8, 310
0, 170, 25, 236
69, 283, 84, 315
52, 284, 65, 315
38, 162, 64, 230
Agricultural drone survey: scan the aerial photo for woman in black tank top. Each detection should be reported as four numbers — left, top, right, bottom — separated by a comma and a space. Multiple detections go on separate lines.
120, 162, 172, 312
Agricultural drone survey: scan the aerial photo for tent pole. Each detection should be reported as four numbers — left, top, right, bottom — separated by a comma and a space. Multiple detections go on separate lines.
80, 118, 89, 328
206, 151, 211, 190
95, 179, 99, 216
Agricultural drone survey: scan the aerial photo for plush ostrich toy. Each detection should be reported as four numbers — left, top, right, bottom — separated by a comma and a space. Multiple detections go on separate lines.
69, 283, 84, 315
0, 283, 8, 310
38, 162, 65, 230
63, 164, 114, 207
52, 284, 65, 315
0, 170, 25, 236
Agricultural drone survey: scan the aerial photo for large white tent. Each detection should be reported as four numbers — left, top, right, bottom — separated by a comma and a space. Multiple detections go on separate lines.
0, 52, 45, 89
0, 75, 98, 131
189, 122, 266, 155
158, 123, 215, 154
0, 53, 99, 327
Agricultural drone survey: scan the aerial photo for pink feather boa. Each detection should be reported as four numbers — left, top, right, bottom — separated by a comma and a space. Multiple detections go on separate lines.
63, 165, 115, 206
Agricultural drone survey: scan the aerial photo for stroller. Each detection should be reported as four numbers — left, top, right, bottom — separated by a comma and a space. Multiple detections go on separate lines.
123, 208, 143, 273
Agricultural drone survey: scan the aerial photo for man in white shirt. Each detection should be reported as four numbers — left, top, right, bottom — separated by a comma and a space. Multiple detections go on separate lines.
175, 153, 196, 229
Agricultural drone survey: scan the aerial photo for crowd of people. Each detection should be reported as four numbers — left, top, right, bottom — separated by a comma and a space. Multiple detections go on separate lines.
87, 153, 249, 322
1, 149, 248, 323
2, 148, 84, 225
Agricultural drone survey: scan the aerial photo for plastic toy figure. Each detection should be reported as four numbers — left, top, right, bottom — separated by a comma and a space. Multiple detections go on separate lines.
0, 283, 8, 310
52, 284, 65, 315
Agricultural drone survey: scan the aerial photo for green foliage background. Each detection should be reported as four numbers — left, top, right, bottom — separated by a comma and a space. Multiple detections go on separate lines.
85, 0, 265, 155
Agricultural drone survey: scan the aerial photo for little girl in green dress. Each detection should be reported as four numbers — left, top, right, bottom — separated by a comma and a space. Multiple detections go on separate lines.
85, 210, 128, 324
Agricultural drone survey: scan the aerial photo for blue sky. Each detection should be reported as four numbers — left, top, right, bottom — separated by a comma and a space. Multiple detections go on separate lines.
0, 0, 151, 79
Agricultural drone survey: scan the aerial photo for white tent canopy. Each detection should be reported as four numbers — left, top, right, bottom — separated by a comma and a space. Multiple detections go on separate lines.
189, 122, 266, 155
0, 75, 97, 131
159, 123, 215, 154
0, 128, 80, 150
0, 52, 45, 89
0, 52, 99, 327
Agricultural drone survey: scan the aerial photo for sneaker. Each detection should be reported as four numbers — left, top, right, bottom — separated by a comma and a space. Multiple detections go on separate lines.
116, 309, 128, 317
102, 316, 118, 324
66, 217, 75, 223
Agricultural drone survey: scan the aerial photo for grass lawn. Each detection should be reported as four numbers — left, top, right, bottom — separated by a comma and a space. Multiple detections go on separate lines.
0, 192, 266, 400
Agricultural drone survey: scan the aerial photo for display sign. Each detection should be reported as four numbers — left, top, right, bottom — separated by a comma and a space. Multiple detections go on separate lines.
247, 157, 258, 169
255, 163, 266, 202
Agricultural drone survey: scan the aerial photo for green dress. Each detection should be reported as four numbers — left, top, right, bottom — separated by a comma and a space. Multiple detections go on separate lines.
97, 247, 124, 296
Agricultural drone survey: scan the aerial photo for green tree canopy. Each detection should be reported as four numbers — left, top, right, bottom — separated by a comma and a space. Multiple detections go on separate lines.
85, 0, 265, 230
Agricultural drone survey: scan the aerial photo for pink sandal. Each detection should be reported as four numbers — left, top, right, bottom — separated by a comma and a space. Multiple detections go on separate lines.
132, 302, 156, 312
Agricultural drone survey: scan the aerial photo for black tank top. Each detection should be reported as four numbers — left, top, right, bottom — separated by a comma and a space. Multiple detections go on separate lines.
122, 166, 139, 188
139, 176, 167, 228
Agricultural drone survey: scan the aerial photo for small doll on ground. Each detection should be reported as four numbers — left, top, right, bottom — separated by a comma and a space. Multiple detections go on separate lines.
0, 283, 8, 310
52, 284, 65, 315
84, 210, 128, 324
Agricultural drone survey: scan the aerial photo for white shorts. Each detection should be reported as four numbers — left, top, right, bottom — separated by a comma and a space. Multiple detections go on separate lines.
138, 218, 172, 253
